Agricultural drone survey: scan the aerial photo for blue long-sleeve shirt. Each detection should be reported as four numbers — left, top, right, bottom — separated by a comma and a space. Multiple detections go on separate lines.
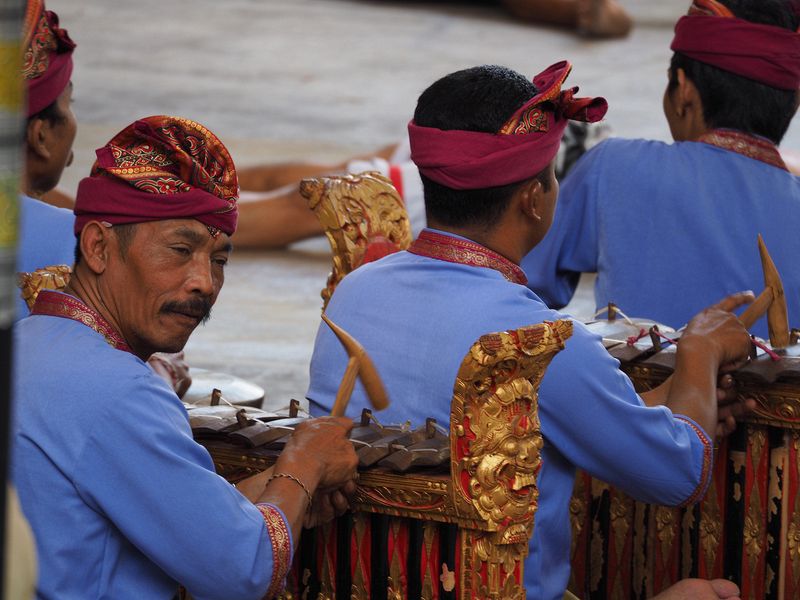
522, 137, 800, 337
13, 301, 292, 599
307, 230, 711, 600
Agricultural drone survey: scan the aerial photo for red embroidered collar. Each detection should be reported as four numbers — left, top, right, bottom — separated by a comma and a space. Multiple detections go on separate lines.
408, 229, 528, 285
697, 129, 788, 171
31, 290, 133, 353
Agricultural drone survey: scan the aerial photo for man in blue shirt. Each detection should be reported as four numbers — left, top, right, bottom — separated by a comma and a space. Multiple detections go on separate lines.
308, 62, 751, 600
522, 0, 800, 338
13, 115, 359, 600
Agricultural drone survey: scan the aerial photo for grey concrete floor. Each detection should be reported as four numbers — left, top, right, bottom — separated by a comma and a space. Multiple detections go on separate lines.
51, 0, 798, 411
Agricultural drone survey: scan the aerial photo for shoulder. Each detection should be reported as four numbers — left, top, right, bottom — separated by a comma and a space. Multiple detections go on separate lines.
19, 194, 74, 226
330, 250, 420, 296
585, 137, 674, 165
15, 316, 177, 413
468, 278, 566, 332
561, 138, 671, 196
17, 195, 75, 270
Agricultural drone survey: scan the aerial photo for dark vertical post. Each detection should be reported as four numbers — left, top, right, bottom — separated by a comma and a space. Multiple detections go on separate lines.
334, 513, 352, 600
0, 0, 25, 589
370, 513, 389, 600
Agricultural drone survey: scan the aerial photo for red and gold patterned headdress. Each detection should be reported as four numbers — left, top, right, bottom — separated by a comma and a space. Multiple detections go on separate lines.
23, 0, 75, 117
74, 116, 239, 237
671, 0, 800, 90
408, 61, 607, 190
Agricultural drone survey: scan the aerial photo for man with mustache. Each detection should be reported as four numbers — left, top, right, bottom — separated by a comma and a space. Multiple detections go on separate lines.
11, 116, 359, 600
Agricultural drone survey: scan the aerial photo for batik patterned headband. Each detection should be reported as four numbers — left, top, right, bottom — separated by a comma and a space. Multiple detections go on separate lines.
23, 0, 75, 116
74, 116, 239, 237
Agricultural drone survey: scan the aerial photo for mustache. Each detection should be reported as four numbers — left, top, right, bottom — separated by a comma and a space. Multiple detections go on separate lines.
160, 297, 213, 324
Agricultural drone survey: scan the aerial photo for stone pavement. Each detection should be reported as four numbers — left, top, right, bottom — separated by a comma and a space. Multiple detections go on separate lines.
52, 0, 798, 411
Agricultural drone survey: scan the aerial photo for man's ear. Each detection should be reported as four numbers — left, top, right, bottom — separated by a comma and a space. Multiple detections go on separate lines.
516, 178, 544, 222
78, 222, 112, 275
26, 117, 51, 161
673, 68, 701, 118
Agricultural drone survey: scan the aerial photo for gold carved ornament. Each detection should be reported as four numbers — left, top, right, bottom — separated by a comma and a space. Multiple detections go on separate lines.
449, 320, 572, 595
18, 264, 71, 310
299, 171, 412, 309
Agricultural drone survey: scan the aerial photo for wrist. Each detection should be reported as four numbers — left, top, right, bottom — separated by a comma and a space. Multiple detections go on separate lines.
266, 472, 313, 511
676, 334, 722, 366
272, 454, 324, 494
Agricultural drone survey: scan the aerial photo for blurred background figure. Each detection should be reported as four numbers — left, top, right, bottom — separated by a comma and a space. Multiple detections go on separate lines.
500, 0, 632, 37
4, 485, 37, 600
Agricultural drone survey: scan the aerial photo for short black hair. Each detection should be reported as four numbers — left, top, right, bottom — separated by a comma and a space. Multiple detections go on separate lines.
413, 65, 550, 230
74, 223, 138, 265
27, 98, 66, 127
668, 0, 800, 144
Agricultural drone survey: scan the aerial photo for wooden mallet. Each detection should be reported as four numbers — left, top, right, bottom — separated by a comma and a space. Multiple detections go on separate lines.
738, 234, 790, 348
321, 313, 390, 417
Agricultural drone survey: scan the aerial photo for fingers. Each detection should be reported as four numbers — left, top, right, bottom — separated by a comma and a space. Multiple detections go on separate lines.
175, 375, 192, 399
715, 414, 737, 440
303, 492, 334, 529
340, 479, 357, 497
716, 374, 736, 405
303, 489, 352, 528
718, 374, 735, 390
327, 416, 357, 434
329, 490, 350, 515
719, 356, 751, 374
715, 397, 756, 440
281, 417, 359, 492
712, 291, 755, 313
683, 299, 753, 367
297, 416, 356, 436
709, 578, 741, 599
723, 398, 755, 420
651, 578, 740, 600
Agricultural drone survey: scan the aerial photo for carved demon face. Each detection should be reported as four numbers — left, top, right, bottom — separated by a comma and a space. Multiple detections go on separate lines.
465, 377, 542, 545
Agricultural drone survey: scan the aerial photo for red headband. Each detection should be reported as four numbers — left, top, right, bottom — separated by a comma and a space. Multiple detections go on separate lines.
74, 116, 239, 237
23, 0, 75, 117
671, 1, 800, 90
408, 61, 607, 190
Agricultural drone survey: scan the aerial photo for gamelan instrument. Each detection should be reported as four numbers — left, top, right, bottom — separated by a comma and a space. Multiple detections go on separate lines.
568, 292, 800, 599
182, 368, 265, 409
191, 319, 572, 600
296, 170, 800, 599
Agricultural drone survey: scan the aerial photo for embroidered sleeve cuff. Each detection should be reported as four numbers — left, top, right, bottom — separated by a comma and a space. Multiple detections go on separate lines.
255, 503, 293, 599
673, 414, 714, 507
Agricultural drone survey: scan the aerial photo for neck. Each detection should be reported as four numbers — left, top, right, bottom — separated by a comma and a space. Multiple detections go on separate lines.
675, 119, 710, 143
427, 220, 528, 265
22, 159, 50, 200
64, 268, 147, 360
22, 179, 44, 200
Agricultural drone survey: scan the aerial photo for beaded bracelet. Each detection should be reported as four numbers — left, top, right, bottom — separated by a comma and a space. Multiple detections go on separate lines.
267, 472, 313, 510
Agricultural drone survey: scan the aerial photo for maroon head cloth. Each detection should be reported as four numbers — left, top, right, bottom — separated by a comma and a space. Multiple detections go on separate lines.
23, 0, 75, 117
74, 116, 239, 237
408, 61, 608, 190
671, 0, 800, 90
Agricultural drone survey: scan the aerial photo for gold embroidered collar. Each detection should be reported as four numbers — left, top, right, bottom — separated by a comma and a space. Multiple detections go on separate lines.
31, 290, 132, 353
408, 229, 528, 285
